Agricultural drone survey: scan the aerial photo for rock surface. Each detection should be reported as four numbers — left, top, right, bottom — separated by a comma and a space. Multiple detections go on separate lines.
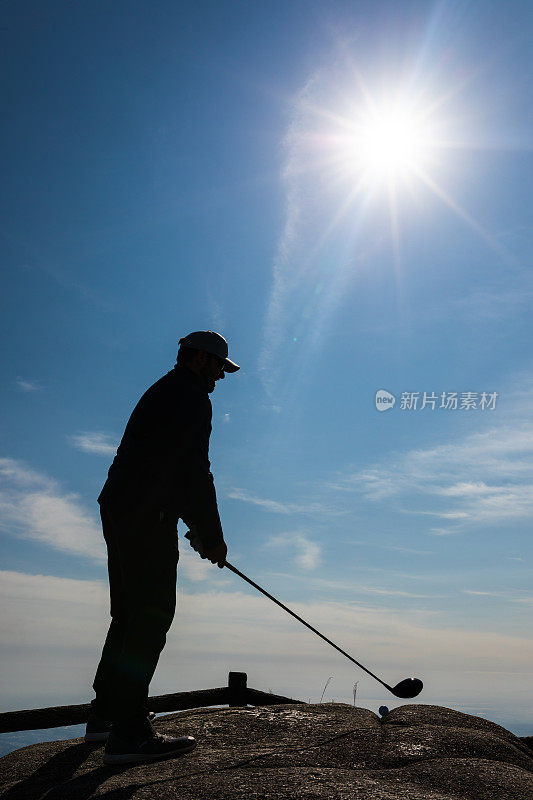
0, 703, 532, 799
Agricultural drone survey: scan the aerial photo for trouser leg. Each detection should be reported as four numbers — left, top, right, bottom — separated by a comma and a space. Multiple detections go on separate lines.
92, 506, 126, 716
92, 505, 179, 723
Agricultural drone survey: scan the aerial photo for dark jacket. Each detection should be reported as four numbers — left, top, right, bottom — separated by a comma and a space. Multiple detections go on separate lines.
98, 364, 224, 549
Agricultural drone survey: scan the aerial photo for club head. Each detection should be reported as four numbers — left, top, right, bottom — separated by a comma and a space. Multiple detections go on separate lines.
390, 678, 424, 699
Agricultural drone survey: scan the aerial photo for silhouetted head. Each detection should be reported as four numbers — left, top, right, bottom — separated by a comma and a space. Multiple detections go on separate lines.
177, 330, 239, 393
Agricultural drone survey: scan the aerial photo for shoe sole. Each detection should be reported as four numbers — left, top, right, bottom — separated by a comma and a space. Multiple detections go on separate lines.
102, 740, 196, 765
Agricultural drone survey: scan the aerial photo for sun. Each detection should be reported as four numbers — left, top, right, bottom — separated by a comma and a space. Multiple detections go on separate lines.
344, 101, 436, 184
291, 75, 498, 260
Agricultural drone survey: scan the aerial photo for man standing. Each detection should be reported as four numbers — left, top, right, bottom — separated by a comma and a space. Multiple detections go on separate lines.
86, 331, 239, 765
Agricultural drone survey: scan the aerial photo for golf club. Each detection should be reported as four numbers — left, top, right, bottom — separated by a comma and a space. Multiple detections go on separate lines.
224, 560, 423, 700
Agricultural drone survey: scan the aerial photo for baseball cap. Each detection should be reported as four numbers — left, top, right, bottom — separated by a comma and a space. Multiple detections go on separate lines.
178, 331, 240, 373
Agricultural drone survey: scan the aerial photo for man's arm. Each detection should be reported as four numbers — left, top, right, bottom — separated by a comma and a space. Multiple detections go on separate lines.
177, 395, 226, 553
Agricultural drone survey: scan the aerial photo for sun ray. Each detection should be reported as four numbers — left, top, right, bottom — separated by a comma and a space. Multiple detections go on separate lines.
413, 167, 520, 268
387, 177, 402, 284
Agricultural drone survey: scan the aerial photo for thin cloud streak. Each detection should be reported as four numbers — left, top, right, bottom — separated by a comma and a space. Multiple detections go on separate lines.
70, 432, 118, 457
463, 589, 533, 605
452, 285, 533, 322
258, 67, 372, 397
358, 586, 434, 598
263, 571, 445, 600
348, 539, 434, 556
228, 487, 346, 518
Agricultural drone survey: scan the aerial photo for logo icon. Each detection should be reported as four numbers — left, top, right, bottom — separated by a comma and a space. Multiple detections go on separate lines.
375, 389, 396, 411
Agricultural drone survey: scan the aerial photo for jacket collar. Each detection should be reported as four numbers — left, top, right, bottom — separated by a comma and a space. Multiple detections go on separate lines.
172, 363, 207, 392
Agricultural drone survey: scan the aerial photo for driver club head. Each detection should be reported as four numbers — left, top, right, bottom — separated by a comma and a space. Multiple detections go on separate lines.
389, 678, 424, 699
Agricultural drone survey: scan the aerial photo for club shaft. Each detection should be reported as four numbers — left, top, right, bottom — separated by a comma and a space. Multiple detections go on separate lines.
224, 560, 390, 691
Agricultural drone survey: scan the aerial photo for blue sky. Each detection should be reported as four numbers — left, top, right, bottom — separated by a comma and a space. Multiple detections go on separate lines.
1, 0, 532, 749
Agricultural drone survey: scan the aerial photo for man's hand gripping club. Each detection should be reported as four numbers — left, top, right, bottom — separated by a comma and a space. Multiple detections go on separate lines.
185, 527, 227, 568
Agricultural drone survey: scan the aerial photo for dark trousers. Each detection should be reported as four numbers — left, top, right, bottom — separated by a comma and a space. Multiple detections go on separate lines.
92, 503, 179, 723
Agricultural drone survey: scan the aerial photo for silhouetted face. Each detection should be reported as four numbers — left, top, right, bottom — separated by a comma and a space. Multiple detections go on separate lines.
199, 353, 226, 393
186, 350, 226, 393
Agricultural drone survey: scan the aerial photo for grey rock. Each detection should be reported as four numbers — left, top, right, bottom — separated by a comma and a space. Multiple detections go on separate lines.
0, 703, 531, 799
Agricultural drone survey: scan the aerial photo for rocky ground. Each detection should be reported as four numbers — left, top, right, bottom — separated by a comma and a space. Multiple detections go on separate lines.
0, 703, 532, 799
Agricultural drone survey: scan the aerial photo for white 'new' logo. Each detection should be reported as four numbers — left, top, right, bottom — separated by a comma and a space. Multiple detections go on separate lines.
375, 389, 396, 411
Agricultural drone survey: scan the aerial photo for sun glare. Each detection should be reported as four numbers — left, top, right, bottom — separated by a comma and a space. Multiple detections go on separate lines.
346, 102, 435, 183
293, 74, 504, 266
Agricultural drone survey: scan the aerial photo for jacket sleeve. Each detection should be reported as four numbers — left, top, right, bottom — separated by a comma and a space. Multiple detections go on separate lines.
178, 397, 224, 549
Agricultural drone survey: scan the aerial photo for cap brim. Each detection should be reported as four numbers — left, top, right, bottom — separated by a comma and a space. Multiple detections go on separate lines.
224, 358, 240, 373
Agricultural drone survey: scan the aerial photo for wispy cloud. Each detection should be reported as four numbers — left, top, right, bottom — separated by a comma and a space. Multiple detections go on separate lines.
329, 421, 533, 531
348, 540, 434, 556
0, 458, 232, 579
452, 283, 533, 322
0, 459, 55, 490
463, 589, 533, 605
265, 532, 322, 570
228, 487, 345, 518
228, 488, 307, 515
14, 377, 42, 392
356, 586, 434, 598
1, 570, 531, 721
430, 480, 533, 524
206, 293, 226, 333
264, 571, 444, 599
69, 432, 117, 457
258, 65, 377, 397
0, 457, 105, 561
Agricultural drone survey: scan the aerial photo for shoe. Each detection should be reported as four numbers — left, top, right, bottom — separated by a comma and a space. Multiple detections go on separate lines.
103, 730, 197, 764
85, 710, 156, 743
